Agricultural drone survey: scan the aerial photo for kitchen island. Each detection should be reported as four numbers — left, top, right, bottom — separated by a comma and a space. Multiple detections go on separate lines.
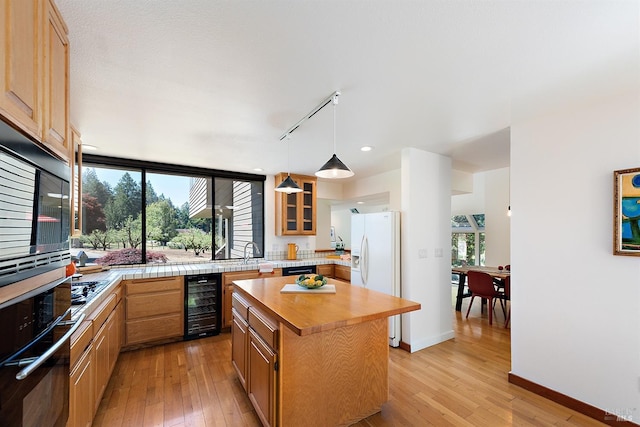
231, 276, 420, 427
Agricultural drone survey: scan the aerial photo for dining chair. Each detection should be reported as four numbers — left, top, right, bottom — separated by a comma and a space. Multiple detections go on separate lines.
465, 271, 502, 325
501, 276, 511, 328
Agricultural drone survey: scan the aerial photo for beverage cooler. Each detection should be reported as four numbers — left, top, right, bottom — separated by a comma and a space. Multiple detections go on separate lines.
184, 274, 221, 340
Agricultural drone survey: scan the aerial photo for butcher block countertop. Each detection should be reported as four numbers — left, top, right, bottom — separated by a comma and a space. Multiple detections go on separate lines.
232, 276, 421, 336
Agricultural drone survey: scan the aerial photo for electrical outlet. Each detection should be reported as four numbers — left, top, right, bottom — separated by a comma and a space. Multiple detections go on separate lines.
418, 249, 428, 259
434, 248, 443, 258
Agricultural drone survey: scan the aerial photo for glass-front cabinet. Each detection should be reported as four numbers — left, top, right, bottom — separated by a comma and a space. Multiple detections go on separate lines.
275, 173, 316, 235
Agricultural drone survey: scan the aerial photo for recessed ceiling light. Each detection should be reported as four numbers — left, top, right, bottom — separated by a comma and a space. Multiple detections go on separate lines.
360, 146, 373, 152
83, 144, 98, 151
253, 168, 263, 172
357, 201, 365, 204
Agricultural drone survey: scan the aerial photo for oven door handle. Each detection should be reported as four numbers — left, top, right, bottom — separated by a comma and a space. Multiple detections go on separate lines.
15, 313, 86, 381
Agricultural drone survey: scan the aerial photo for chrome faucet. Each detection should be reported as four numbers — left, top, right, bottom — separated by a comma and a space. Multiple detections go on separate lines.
243, 242, 260, 264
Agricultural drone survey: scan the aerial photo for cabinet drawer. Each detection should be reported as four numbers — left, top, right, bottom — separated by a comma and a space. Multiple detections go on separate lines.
125, 276, 182, 295
89, 293, 116, 333
232, 292, 250, 321
70, 319, 93, 368
114, 284, 122, 303
126, 313, 183, 345
126, 290, 182, 319
248, 306, 278, 350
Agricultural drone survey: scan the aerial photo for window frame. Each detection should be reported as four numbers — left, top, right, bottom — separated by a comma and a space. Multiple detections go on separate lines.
451, 213, 485, 266
81, 153, 266, 264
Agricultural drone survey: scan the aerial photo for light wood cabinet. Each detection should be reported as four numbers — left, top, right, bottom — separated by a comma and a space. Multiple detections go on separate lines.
334, 264, 351, 282
248, 328, 277, 427
231, 307, 249, 392
316, 264, 334, 278
69, 342, 94, 427
69, 284, 122, 427
222, 269, 281, 330
0, 0, 43, 140
274, 173, 317, 236
93, 313, 110, 413
68, 321, 94, 427
124, 276, 184, 346
232, 292, 278, 427
42, 0, 70, 160
0, 0, 70, 161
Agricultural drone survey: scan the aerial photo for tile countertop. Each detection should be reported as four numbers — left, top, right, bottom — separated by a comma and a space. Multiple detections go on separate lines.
70, 258, 351, 321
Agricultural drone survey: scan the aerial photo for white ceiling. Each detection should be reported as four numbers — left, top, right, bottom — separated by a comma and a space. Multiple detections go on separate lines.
55, 0, 638, 181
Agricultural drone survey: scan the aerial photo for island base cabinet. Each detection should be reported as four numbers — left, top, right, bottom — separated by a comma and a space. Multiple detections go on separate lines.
248, 329, 277, 427
231, 308, 249, 392
279, 318, 388, 427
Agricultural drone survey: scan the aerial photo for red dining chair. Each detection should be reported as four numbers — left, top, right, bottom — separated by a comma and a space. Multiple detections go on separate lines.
465, 271, 502, 325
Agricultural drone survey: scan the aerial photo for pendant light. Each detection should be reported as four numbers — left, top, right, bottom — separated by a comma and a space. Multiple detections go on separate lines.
315, 93, 354, 179
275, 136, 302, 193
279, 91, 354, 180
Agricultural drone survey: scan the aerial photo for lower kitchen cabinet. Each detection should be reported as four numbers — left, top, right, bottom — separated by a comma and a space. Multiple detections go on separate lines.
334, 264, 351, 282
222, 269, 281, 330
123, 276, 184, 346
68, 284, 122, 427
248, 328, 277, 427
315, 264, 334, 278
93, 308, 118, 413
232, 293, 278, 427
68, 331, 94, 427
231, 308, 249, 391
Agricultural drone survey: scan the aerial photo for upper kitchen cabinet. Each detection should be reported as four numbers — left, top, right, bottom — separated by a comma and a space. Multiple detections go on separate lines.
42, 0, 70, 160
0, 0, 70, 162
0, 0, 43, 140
275, 173, 317, 236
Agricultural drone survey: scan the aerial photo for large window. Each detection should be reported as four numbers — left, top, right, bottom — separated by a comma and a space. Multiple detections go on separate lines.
451, 214, 485, 267
73, 155, 265, 266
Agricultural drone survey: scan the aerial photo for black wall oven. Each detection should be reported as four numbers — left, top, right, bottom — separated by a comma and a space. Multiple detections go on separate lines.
0, 273, 84, 427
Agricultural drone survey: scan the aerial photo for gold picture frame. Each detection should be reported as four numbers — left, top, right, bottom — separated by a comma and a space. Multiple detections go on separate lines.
613, 167, 640, 256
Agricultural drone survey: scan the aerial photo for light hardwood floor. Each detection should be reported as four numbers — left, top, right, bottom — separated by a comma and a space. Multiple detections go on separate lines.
93, 297, 605, 426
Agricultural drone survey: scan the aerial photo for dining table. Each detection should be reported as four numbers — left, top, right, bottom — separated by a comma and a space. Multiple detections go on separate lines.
451, 265, 510, 311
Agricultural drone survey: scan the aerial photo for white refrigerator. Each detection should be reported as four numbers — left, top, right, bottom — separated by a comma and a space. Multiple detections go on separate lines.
351, 211, 401, 347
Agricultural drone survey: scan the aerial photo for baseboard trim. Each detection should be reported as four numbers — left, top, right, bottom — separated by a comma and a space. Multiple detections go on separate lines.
398, 340, 411, 352
508, 373, 638, 426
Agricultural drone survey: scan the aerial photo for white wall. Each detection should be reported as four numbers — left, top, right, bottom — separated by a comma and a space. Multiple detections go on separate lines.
401, 148, 454, 351
511, 91, 640, 420
451, 173, 485, 215
484, 167, 510, 266
343, 169, 401, 210
451, 169, 510, 266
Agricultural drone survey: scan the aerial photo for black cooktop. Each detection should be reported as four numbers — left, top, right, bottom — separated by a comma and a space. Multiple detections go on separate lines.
71, 281, 107, 305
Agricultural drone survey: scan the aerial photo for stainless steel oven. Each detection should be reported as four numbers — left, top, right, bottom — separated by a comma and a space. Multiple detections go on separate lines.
0, 273, 84, 427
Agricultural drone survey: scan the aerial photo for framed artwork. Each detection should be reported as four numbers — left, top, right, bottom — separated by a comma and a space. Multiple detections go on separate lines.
613, 167, 640, 256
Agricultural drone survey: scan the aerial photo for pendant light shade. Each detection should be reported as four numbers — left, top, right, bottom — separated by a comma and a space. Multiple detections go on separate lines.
275, 174, 302, 193
316, 154, 353, 178
275, 136, 302, 193
315, 92, 353, 179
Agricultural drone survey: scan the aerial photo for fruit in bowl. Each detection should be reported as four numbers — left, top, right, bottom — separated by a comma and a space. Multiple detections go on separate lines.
296, 274, 327, 289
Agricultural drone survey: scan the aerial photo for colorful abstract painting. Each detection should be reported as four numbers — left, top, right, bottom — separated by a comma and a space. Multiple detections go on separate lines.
614, 168, 640, 255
